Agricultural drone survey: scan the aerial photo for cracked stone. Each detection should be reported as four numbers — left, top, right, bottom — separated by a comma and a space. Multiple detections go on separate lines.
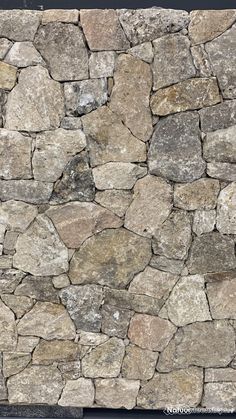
202, 383, 236, 409
33, 340, 79, 365
1, 294, 33, 319
59, 378, 94, 407
95, 378, 139, 409
93, 163, 147, 190
101, 305, 133, 339
207, 162, 236, 181
64, 79, 107, 116
79, 332, 109, 346
3, 352, 31, 378
217, 183, 236, 234
193, 210, 216, 236
89, 52, 116, 78
95, 190, 133, 217
150, 256, 184, 275
199, 100, 236, 132
0, 299, 17, 351
203, 126, 236, 163
207, 279, 236, 319
5, 42, 44, 67
42, 9, 79, 24
0, 200, 38, 233
127, 42, 153, 63
0, 180, 53, 204
14, 275, 59, 303
0, 62, 17, 90
191, 45, 213, 77
174, 179, 220, 210
122, 345, 158, 380
0, 10, 41, 41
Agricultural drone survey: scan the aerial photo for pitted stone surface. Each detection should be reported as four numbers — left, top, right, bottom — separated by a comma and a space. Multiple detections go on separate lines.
217, 183, 236, 234
0, 10, 41, 41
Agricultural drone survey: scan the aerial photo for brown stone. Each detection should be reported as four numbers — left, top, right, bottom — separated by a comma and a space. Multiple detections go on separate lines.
0, 62, 17, 90
122, 345, 158, 380
174, 179, 220, 210
1, 294, 33, 319
33, 340, 79, 365
95, 190, 133, 217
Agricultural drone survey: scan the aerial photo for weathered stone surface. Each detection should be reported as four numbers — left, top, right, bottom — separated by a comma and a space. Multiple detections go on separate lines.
17, 301, 75, 340
207, 162, 236, 181
15, 275, 59, 303
64, 79, 107, 116
4, 231, 18, 254
191, 45, 212, 77
152, 34, 195, 90
5, 66, 64, 131
13, 215, 68, 276
202, 383, 236, 409
58, 359, 81, 380
59, 378, 94, 407
89, 52, 116, 78
0, 224, 4, 243
0, 180, 53, 204
95, 190, 133, 217
1, 294, 33, 319
52, 274, 70, 289
0, 269, 25, 294
80, 9, 129, 51
129, 267, 178, 301
0, 62, 17, 90
0, 38, 12, 59
151, 78, 220, 116
174, 179, 220, 210
188, 233, 236, 274
3, 352, 31, 378
95, 378, 139, 409
0, 358, 7, 400
0, 10, 40, 41
193, 210, 216, 236
109, 54, 152, 142
47, 202, 122, 249
153, 211, 191, 260
206, 25, 236, 99
207, 279, 236, 319
124, 176, 172, 237
166, 275, 211, 327
0, 201, 37, 233
79, 331, 109, 346
82, 337, 125, 378
204, 126, 236, 163
148, 112, 205, 182
16, 336, 39, 353
0, 255, 12, 269
204, 271, 236, 283
69, 228, 151, 288
33, 340, 78, 365
217, 183, 236, 234
5, 42, 44, 67
118, 9, 189, 45
127, 42, 153, 63
61, 117, 82, 130
93, 163, 147, 190
205, 368, 236, 382
137, 368, 203, 409
7, 365, 63, 404
42, 9, 79, 24
199, 100, 236, 132
122, 345, 158, 380
50, 152, 95, 204
0, 300, 17, 351
60, 285, 103, 332
32, 129, 86, 182
101, 305, 132, 338
128, 314, 176, 351
157, 321, 235, 371
150, 255, 184, 275
34, 23, 88, 81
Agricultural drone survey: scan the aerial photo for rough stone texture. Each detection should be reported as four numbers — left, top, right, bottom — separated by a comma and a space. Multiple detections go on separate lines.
148, 112, 205, 182
69, 228, 151, 288
0, 129, 32, 179
64, 79, 107, 116
110, 54, 152, 142
0, 269, 26, 294
42, 9, 79, 24
0, 299, 17, 351
0, 180, 53, 204
150, 255, 184, 275
93, 163, 147, 190
59, 378, 94, 407
1, 294, 33, 318
89, 52, 116, 78
191, 45, 213, 77
0, 38, 13, 60
122, 345, 158, 380
16, 336, 39, 353
95, 190, 133, 217
127, 42, 153, 63
0, 200, 37, 232
33, 340, 79, 365
199, 100, 236, 132
202, 383, 236, 409
0, 10, 41, 41
101, 305, 133, 338
174, 179, 220, 210
205, 368, 236, 382
203, 125, 236, 163
0, 62, 17, 90
5, 42, 44, 67
207, 279, 236, 319
217, 183, 236, 234
15, 275, 59, 303
95, 379, 140, 409
5, 66, 64, 131
207, 162, 236, 181
192, 210, 216, 236
3, 352, 31, 378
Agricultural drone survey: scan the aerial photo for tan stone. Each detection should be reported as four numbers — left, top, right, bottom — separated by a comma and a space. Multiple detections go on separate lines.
95, 378, 140, 409
59, 378, 94, 407
79, 331, 109, 346
89, 51, 116, 78
1, 294, 33, 319
202, 383, 236, 409
33, 340, 79, 365
205, 368, 236, 382
151, 78, 220, 116
0, 255, 12, 269
0, 300, 17, 351
16, 336, 39, 353
0, 200, 37, 233
128, 42, 153, 63
0, 10, 41, 41
110, 54, 152, 142
174, 179, 220, 210
122, 345, 158, 380
207, 279, 236, 319
124, 175, 172, 237
95, 190, 133, 217
3, 352, 31, 378
93, 163, 147, 190
52, 274, 70, 289
207, 162, 236, 181
42, 9, 79, 24
129, 267, 178, 300
128, 313, 176, 351
0, 62, 17, 90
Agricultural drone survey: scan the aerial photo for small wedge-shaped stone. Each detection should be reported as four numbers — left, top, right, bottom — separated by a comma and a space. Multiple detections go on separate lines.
0, 38, 12, 59
0, 10, 41, 41
217, 183, 236, 234
166, 275, 211, 326
33, 340, 79, 365
69, 228, 151, 288
202, 383, 236, 409
200, 100, 236, 132
0, 300, 17, 351
17, 301, 75, 340
137, 368, 203, 409
95, 379, 140, 409
129, 267, 178, 300
151, 78, 220, 116
5, 42, 44, 67
34, 23, 88, 81
59, 378, 94, 407
3, 352, 31, 378
125, 175, 172, 238
0, 201, 37, 232
82, 337, 125, 378
192, 210, 216, 236
127, 42, 153, 63
82, 106, 146, 167
0, 62, 17, 90
93, 163, 147, 190
203, 125, 236, 163
13, 215, 68, 276
207, 163, 236, 181
150, 256, 184, 275
46, 202, 122, 249
0, 130, 32, 180
109, 54, 152, 142
122, 345, 158, 380
207, 279, 236, 320
7, 365, 63, 404
5, 66, 64, 132
0, 269, 26, 294
95, 190, 133, 217
174, 179, 220, 210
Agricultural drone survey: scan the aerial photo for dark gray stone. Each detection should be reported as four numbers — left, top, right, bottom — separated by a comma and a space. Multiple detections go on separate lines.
101, 305, 133, 338
15, 275, 59, 303
64, 79, 107, 116
199, 100, 236, 132
0, 405, 83, 418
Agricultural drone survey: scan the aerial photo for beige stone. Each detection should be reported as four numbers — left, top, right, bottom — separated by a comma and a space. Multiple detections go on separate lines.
89, 51, 116, 78
93, 163, 147, 190
3, 352, 31, 378
1, 294, 33, 319
95, 190, 133, 217
79, 331, 109, 346
205, 368, 236, 382
52, 274, 70, 289
42, 9, 79, 24
207, 279, 236, 319
59, 378, 94, 407
33, 340, 79, 365
0, 38, 12, 59
202, 383, 236, 409
193, 210, 216, 236
122, 345, 158, 380
0, 300, 17, 351
95, 378, 140, 409
0, 62, 17, 90
0, 200, 37, 233
174, 179, 220, 210
5, 42, 44, 67
128, 42, 153, 63
207, 162, 236, 181
217, 183, 236, 234
0, 180, 53, 204
0, 255, 12, 269
16, 336, 39, 353
0, 10, 41, 41
203, 125, 236, 163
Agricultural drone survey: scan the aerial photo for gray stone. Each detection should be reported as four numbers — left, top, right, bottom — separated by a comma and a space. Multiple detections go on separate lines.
0, 38, 13, 59
5, 65, 64, 132
150, 255, 184, 275
0, 357, 7, 400
93, 163, 147, 190
217, 183, 236, 234
82, 106, 146, 167
82, 337, 125, 378
95, 378, 139, 409
61, 117, 82, 130
205, 368, 236, 382
206, 24, 236, 99
157, 321, 235, 371
7, 365, 63, 404
0, 130, 32, 179
127, 42, 153, 63
32, 129, 86, 182
95, 190, 133, 217
0, 224, 5, 243
59, 378, 94, 407
152, 34, 195, 90
13, 215, 68, 276
33, 339, 79, 365
137, 368, 203, 409
118, 8, 189, 45
202, 383, 236, 409
199, 100, 236, 132
148, 112, 205, 182
5, 42, 44, 67
3, 352, 31, 378
0, 10, 41, 41
17, 301, 75, 340
60, 285, 103, 333
1, 294, 33, 319
0, 269, 26, 294
191, 45, 213, 77
52, 274, 70, 289
89, 52, 116, 78
0, 180, 53, 204
207, 279, 236, 319
3, 231, 18, 254
203, 125, 236, 163
0, 62, 17, 90
187, 233, 236, 274
58, 360, 81, 381
79, 331, 109, 346
101, 305, 133, 338
64, 79, 107, 116
122, 345, 158, 380
204, 271, 236, 283
207, 162, 236, 181
0, 299, 17, 351
0, 256, 12, 269
109, 54, 152, 142
34, 23, 88, 81
193, 210, 216, 236
174, 179, 220, 210
153, 211, 191, 260
50, 152, 95, 204
42, 9, 79, 24
16, 336, 39, 353
15, 275, 59, 303
69, 228, 151, 288
0, 201, 38, 233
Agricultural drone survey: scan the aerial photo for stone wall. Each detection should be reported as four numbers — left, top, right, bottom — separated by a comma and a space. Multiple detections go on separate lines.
0, 7, 236, 411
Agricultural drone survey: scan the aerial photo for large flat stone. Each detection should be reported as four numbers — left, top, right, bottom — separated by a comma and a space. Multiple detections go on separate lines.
207, 162, 236, 181
0, 180, 53, 204
205, 368, 236, 382
0, 10, 41, 41
217, 183, 236, 234
15, 275, 59, 303
207, 279, 236, 319
174, 179, 220, 210
33, 339, 79, 365
203, 125, 236, 162
202, 383, 236, 409
59, 378, 94, 407
95, 378, 139, 409
5, 41, 44, 67
42, 9, 79, 24
0, 300, 17, 351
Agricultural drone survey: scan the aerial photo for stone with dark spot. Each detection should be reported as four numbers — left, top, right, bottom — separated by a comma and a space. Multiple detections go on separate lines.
101, 305, 133, 338
15, 275, 59, 303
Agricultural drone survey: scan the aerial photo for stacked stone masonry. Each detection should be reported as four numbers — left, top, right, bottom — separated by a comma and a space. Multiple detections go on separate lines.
0, 7, 236, 411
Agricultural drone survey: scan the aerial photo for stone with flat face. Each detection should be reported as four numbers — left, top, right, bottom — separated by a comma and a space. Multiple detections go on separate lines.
0, 38, 12, 59
217, 183, 236, 234
5, 66, 64, 132
95, 190, 133, 217
150, 256, 184, 275
109, 54, 152, 142
174, 179, 220, 210
0, 300, 17, 352
95, 379, 140, 409
0, 269, 26, 294
191, 45, 212, 77
207, 162, 236, 181
42, 9, 79, 24
203, 125, 236, 163
199, 100, 236, 132
33, 340, 79, 365
3, 352, 31, 378
64, 79, 107, 116
0, 180, 53, 204
207, 279, 236, 319
89, 51, 116, 78
0, 361, 7, 400
93, 163, 147, 190
148, 112, 205, 182
69, 228, 151, 288
127, 42, 153, 63
0, 62, 17, 90
59, 378, 94, 407
80, 9, 129, 51
1, 295, 33, 319
152, 34, 195, 90
0, 201, 37, 233
101, 305, 133, 338
5, 42, 44, 67
205, 368, 236, 382
0, 10, 41, 41
192, 210, 216, 236
124, 175, 172, 237
34, 23, 88, 81
202, 383, 236, 409
122, 345, 158, 380
15, 275, 59, 303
